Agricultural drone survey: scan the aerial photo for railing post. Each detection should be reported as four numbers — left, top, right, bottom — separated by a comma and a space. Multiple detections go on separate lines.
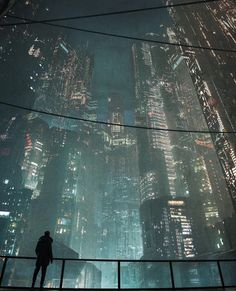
59, 259, 65, 290
169, 261, 175, 289
118, 261, 121, 290
217, 261, 225, 287
0, 257, 8, 287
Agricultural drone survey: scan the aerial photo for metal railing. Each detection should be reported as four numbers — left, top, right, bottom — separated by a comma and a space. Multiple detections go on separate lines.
0, 256, 236, 289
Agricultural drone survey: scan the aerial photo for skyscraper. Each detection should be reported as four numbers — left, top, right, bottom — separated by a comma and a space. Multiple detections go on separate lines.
0, 0, 235, 267
99, 96, 142, 259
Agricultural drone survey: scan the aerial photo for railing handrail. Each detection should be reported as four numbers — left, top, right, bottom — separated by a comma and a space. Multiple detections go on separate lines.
1, 255, 236, 289
1, 255, 236, 263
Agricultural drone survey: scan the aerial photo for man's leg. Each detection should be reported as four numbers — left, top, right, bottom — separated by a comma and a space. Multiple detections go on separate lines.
32, 264, 40, 288
40, 265, 48, 288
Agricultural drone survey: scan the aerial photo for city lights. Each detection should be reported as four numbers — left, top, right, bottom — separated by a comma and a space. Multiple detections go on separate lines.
0, 0, 236, 288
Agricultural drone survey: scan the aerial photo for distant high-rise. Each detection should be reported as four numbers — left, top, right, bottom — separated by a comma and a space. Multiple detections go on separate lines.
167, 0, 236, 210
99, 96, 143, 259
140, 197, 196, 259
133, 42, 196, 258
33, 37, 93, 130
133, 34, 234, 258
0, 115, 31, 255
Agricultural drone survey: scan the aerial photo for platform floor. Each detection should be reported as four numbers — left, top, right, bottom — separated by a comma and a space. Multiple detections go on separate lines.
1, 288, 236, 291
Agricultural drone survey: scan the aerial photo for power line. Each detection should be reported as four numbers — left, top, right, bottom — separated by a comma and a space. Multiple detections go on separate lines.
2, 15, 236, 53
0, 100, 235, 134
3, 0, 221, 23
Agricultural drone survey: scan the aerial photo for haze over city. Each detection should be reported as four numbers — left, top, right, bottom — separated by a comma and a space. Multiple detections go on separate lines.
0, 0, 236, 288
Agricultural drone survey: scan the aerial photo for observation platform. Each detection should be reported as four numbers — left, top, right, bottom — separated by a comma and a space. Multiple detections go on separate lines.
0, 287, 236, 291
0, 256, 236, 290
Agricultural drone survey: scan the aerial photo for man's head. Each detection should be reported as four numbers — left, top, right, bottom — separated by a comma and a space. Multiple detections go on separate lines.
44, 231, 50, 237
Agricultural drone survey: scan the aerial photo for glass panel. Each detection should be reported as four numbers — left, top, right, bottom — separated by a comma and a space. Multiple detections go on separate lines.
63, 260, 117, 289
220, 261, 236, 287
2, 258, 35, 287
1, 258, 62, 288
6, 0, 172, 21
0, 257, 4, 280
0, 0, 236, 274
0, 105, 235, 261
173, 261, 222, 288
43, 260, 62, 288
121, 261, 172, 289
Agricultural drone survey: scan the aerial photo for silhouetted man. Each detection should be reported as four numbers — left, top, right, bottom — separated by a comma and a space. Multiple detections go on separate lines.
32, 231, 53, 288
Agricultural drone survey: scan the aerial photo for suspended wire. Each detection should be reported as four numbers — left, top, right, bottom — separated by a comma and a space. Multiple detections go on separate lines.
0, 1, 234, 133
3, 0, 221, 23
0, 101, 235, 134
2, 15, 236, 53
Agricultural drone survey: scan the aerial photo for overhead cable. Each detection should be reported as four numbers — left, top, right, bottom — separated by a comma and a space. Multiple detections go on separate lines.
0, 100, 235, 134
2, 15, 236, 53
3, 0, 221, 23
